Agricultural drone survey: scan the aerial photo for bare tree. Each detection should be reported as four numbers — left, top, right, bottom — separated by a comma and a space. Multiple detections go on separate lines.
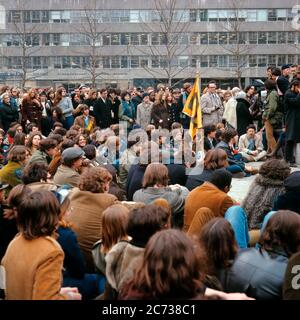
3, 1, 44, 89
130, 0, 199, 87
217, 0, 256, 88
74, 1, 108, 88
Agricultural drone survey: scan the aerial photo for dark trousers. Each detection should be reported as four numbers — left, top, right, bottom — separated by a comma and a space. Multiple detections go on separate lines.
285, 140, 295, 162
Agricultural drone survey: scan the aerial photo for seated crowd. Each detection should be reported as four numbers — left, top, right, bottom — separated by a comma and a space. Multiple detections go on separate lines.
0, 67, 300, 301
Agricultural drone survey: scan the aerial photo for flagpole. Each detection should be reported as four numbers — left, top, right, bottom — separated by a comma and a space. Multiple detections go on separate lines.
196, 70, 204, 162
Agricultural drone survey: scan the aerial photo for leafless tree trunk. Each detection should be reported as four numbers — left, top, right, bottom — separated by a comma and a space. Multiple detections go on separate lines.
4, 1, 43, 89
218, 0, 256, 88
75, 0, 107, 88
131, 0, 201, 87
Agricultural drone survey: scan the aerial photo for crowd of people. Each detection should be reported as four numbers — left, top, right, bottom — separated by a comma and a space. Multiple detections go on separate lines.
0, 62, 300, 301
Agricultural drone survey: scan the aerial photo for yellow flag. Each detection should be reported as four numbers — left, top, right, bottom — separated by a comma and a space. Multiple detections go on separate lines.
182, 74, 202, 139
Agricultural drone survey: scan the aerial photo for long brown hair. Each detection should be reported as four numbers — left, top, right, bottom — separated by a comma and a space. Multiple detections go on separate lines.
204, 148, 228, 170
198, 218, 238, 275
142, 163, 169, 188
53, 87, 64, 106
101, 205, 129, 253
259, 210, 300, 257
121, 229, 205, 299
17, 191, 61, 240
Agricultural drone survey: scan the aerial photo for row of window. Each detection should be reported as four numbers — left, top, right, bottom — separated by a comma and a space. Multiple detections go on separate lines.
1, 31, 299, 47
7, 8, 298, 24
3, 55, 299, 70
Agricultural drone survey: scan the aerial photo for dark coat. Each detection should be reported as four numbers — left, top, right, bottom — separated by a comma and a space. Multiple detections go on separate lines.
151, 103, 170, 129
236, 98, 253, 137
57, 226, 86, 279
0, 206, 18, 261
168, 103, 181, 124
110, 97, 121, 124
273, 171, 300, 214
185, 169, 213, 191
0, 101, 19, 132
284, 89, 300, 142
216, 141, 245, 169
93, 98, 113, 129
223, 248, 288, 300
204, 137, 217, 151
277, 76, 290, 96
21, 97, 43, 128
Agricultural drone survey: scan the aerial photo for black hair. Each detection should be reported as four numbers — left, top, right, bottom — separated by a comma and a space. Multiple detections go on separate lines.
209, 169, 232, 191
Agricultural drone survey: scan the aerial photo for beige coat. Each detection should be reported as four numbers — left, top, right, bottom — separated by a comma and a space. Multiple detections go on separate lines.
1, 234, 66, 300
67, 188, 119, 272
53, 165, 80, 187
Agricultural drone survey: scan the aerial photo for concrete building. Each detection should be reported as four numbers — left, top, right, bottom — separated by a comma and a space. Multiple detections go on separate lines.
0, 0, 299, 90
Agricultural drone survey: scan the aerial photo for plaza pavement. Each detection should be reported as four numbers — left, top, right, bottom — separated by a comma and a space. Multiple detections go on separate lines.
228, 161, 300, 204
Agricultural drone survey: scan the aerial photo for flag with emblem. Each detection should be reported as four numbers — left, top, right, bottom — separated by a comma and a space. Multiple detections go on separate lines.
182, 74, 202, 139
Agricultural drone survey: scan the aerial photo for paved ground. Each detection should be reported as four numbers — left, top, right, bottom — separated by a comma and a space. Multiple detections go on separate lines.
228, 161, 300, 203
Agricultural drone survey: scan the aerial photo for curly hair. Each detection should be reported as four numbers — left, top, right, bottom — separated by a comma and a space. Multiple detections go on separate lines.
78, 167, 112, 193
258, 159, 291, 181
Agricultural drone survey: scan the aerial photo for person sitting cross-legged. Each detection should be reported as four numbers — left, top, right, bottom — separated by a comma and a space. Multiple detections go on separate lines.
238, 125, 267, 162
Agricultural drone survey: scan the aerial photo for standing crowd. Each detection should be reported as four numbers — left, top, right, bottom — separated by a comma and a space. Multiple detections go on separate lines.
0, 62, 300, 300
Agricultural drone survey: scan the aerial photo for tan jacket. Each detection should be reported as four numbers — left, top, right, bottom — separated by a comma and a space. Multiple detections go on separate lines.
1, 234, 65, 300
74, 115, 96, 134
67, 188, 119, 272
184, 182, 234, 231
53, 165, 80, 187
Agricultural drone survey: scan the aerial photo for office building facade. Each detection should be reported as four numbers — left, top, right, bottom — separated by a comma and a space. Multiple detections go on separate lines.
0, 0, 299, 89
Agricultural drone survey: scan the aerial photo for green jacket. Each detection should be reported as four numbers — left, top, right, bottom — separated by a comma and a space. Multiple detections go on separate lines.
28, 150, 51, 166
263, 90, 283, 128
0, 161, 23, 193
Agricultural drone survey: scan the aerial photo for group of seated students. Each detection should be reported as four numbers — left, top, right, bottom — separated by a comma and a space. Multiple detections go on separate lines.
0, 116, 300, 300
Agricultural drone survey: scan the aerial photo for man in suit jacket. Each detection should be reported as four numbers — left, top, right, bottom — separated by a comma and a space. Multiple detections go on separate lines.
200, 81, 224, 127
204, 124, 218, 151
184, 169, 234, 231
93, 89, 113, 129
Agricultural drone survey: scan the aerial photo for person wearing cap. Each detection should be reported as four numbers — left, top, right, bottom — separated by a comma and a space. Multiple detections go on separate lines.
136, 92, 153, 130
281, 64, 291, 80
53, 147, 85, 188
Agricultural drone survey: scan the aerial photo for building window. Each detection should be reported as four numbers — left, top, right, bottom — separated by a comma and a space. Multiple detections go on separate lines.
111, 34, 120, 45
190, 33, 198, 45
190, 9, 197, 22
121, 34, 130, 45
199, 10, 208, 21
258, 32, 267, 44
278, 32, 286, 44
103, 34, 110, 46
130, 34, 139, 45
209, 33, 218, 44
268, 32, 277, 44
277, 9, 287, 21
103, 57, 110, 68
200, 56, 208, 68
257, 55, 267, 67
200, 33, 208, 44
228, 33, 238, 44
208, 10, 218, 21
249, 32, 257, 44
247, 10, 257, 22
287, 32, 295, 44
152, 57, 159, 68
151, 34, 160, 45
130, 56, 139, 68
277, 55, 286, 66
218, 55, 228, 68
268, 55, 276, 65
111, 57, 120, 68
219, 33, 228, 45
249, 55, 257, 67
121, 56, 128, 68
140, 57, 149, 68
268, 9, 277, 21
209, 56, 218, 67
140, 34, 148, 45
